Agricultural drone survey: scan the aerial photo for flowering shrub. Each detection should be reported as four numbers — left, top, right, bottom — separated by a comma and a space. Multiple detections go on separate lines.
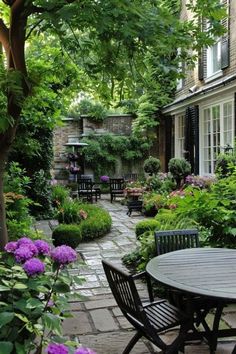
0, 237, 95, 354
185, 175, 216, 189
100, 175, 109, 183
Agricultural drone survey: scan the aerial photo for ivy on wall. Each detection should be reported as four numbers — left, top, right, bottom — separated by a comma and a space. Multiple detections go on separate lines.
81, 133, 152, 178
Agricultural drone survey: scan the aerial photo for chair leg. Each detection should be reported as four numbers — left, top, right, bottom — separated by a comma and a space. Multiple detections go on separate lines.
122, 331, 142, 354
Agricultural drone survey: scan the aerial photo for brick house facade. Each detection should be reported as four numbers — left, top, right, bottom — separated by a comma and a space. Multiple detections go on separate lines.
162, 0, 235, 175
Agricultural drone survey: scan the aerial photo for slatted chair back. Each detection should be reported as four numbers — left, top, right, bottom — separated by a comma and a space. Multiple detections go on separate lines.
102, 260, 144, 323
109, 178, 125, 202
81, 174, 94, 181
155, 229, 199, 256
78, 178, 93, 191
102, 259, 188, 354
77, 178, 94, 202
123, 173, 138, 182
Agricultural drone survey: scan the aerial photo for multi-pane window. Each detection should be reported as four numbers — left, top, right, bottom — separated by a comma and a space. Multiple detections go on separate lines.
206, 40, 221, 78
175, 114, 185, 158
201, 101, 234, 174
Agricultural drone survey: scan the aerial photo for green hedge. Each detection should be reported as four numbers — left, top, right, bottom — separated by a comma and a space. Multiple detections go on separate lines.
79, 204, 112, 241
52, 224, 82, 248
55, 202, 112, 242
135, 219, 159, 239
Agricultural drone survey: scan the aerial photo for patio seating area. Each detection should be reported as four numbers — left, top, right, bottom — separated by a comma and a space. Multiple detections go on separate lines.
36, 197, 236, 354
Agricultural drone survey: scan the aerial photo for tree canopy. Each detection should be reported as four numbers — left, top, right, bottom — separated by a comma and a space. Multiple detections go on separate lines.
0, 0, 226, 248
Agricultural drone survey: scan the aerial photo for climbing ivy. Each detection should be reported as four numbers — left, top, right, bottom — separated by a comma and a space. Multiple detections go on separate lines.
81, 133, 152, 178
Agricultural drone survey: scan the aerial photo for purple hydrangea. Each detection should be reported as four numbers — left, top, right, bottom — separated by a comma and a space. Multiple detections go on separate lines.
34, 240, 51, 255
46, 343, 69, 354
74, 348, 97, 354
4, 241, 18, 253
17, 237, 35, 247
23, 258, 45, 277
51, 245, 77, 265
14, 246, 37, 263
100, 175, 109, 183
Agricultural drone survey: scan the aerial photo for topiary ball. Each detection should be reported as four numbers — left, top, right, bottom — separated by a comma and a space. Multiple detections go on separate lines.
52, 224, 82, 249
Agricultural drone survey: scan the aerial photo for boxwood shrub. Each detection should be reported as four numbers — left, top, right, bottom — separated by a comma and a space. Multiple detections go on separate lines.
135, 219, 159, 239
79, 204, 112, 241
52, 224, 82, 248
55, 201, 112, 242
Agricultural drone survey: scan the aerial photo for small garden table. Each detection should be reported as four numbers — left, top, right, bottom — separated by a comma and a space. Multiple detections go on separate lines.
146, 248, 236, 352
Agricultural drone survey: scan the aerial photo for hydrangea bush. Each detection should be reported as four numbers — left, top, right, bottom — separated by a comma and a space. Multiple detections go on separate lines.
0, 237, 96, 354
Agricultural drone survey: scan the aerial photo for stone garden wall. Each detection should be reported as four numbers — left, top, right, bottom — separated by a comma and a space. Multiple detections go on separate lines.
52, 115, 135, 183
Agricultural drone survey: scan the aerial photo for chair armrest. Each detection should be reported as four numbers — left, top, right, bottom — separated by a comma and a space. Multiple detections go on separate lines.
132, 271, 154, 302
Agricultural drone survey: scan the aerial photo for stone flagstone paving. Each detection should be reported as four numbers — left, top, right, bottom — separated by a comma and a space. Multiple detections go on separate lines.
37, 197, 236, 354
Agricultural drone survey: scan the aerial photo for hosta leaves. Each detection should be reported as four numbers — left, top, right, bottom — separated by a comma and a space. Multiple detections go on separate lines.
42, 313, 62, 335
0, 312, 14, 328
0, 342, 13, 354
53, 281, 71, 293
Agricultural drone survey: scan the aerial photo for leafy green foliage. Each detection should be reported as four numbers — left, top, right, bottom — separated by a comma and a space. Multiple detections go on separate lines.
51, 185, 71, 208
215, 152, 236, 178
69, 99, 108, 122
143, 193, 167, 216
78, 204, 112, 241
52, 224, 82, 248
168, 158, 191, 188
81, 133, 152, 178
135, 220, 159, 239
57, 200, 82, 225
169, 171, 236, 247
4, 163, 33, 239
0, 238, 83, 353
143, 156, 161, 176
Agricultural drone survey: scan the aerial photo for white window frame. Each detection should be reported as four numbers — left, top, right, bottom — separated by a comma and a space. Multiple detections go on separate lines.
175, 114, 185, 158
199, 97, 234, 175
206, 39, 222, 79
176, 48, 184, 90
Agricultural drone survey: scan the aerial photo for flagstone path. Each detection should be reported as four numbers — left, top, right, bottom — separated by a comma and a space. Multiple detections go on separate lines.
36, 197, 236, 354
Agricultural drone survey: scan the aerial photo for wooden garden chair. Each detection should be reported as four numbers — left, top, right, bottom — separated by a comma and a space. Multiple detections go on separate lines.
109, 178, 125, 202
154, 229, 222, 345
102, 259, 190, 354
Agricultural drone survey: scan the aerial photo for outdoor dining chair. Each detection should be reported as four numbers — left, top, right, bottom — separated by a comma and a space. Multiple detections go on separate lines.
109, 178, 125, 202
155, 228, 200, 256
102, 259, 190, 354
154, 228, 222, 347
77, 178, 97, 202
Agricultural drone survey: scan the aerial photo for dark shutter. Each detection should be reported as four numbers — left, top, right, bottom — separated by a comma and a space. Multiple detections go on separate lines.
193, 106, 199, 175
165, 116, 173, 171
198, 18, 207, 80
184, 106, 199, 174
221, 0, 230, 70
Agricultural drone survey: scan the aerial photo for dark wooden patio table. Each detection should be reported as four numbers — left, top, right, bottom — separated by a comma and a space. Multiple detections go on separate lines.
146, 247, 236, 353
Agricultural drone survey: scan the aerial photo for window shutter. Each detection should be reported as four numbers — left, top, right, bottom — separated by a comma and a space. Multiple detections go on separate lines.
198, 18, 207, 80
184, 106, 199, 174
221, 0, 230, 70
165, 116, 173, 171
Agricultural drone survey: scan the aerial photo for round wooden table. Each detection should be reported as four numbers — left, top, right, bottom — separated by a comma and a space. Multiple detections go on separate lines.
146, 248, 236, 352
146, 247, 236, 300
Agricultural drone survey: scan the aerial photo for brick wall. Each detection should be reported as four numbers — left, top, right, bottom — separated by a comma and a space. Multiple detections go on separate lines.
53, 115, 134, 182
175, 1, 236, 100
